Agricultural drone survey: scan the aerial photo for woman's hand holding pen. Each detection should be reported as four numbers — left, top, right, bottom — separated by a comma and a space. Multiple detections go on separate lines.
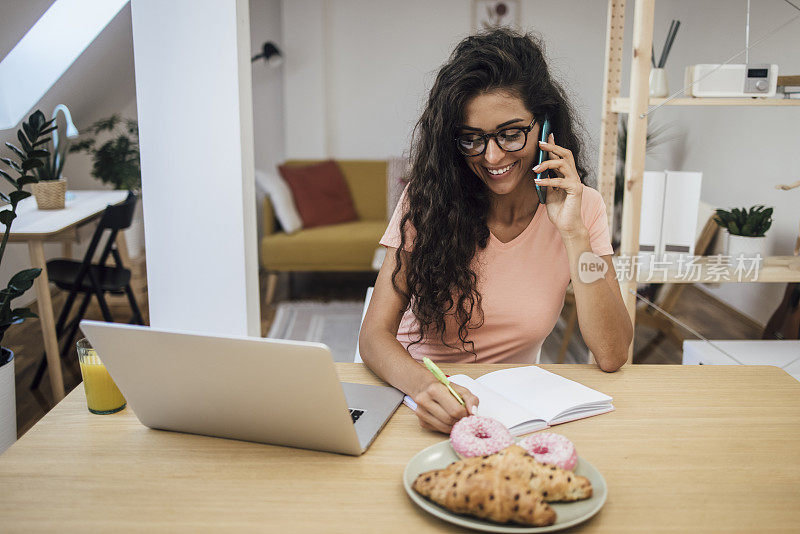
413, 379, 479, 434
533, 133, 585, 237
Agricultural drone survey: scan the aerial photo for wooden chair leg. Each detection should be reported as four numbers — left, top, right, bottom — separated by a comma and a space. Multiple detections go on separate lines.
62, 318, 88, 366
557, 305, 579, 364
60, 293, 94, 359
54, 288, 81, 336
264, 272, 278, 305
29, 357, 49, 391
30, 292, 93, 390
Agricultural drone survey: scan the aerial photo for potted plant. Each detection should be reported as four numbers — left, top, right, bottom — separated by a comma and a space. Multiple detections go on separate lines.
30, 117, 69, 210
68, 114, 140, 191
0, 110, 53, 453
69, 115, 144, 257
714, 205, 773, 262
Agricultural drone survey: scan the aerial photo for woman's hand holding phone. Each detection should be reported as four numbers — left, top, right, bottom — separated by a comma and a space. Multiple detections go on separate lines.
412, 379, 479, 434
533, 133, 585, 237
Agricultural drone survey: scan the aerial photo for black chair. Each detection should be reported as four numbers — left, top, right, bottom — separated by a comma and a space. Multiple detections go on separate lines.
30, 192, 145, 390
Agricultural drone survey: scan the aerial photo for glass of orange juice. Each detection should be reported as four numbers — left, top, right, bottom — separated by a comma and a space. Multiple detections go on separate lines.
77, 338, 126, 414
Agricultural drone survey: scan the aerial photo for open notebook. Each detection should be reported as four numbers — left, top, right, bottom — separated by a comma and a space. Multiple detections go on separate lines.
403, 366, 614, 436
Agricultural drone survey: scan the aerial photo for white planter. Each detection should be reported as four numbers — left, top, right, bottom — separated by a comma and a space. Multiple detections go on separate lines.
0, 349, 15, 455
649, 67, 669, 97
725, 232, 767, 264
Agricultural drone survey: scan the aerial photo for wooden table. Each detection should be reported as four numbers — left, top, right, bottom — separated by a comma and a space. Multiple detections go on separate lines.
9, 190, 130, 400
1, 364, 799, 533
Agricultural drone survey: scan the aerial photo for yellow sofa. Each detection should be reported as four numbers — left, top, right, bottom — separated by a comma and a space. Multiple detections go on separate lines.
260, 160, 387, 302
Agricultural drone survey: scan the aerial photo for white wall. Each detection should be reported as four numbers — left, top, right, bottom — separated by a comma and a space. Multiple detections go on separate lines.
282, 0, 800, 326
250, 0, 285, 174
282, 0, 606, 168
131, 0, 261, 336
282, 0, 328, 157
325, 0, 475, 159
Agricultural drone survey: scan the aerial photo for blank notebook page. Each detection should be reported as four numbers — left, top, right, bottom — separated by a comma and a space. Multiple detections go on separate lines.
448, 375, 540, 429
474, 366, 613, 423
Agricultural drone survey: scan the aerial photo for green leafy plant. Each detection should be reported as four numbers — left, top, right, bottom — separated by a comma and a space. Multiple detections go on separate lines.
0, 110, 55, 345
68, 114, 140, 191
32, 120, 68, 182
714, 205, 773, 237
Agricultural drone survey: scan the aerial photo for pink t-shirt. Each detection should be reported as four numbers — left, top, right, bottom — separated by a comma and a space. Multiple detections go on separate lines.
379, 184, 614, 364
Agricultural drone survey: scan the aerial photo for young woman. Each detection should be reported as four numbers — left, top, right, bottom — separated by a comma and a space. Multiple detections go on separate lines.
359, 29, 632, 434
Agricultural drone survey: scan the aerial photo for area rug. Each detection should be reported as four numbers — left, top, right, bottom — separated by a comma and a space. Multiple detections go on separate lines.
267, 300, 365, 362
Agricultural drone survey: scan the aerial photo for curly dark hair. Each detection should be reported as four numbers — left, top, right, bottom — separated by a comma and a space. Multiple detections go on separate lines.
392, 28, 590, 358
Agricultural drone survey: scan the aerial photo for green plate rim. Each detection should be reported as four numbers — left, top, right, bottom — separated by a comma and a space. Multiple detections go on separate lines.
402, 440, 607, 533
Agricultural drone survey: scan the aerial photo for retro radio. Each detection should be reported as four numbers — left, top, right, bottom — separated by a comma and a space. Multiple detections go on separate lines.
684, 63, 778, 97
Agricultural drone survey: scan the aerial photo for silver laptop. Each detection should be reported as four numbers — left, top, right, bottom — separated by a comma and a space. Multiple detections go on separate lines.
79, 320, 403, 456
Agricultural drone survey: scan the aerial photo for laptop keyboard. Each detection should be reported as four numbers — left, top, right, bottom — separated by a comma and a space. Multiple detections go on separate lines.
349, 409, 365, 423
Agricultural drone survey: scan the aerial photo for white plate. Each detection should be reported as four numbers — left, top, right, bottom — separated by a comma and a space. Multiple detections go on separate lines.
403, 440, 607, 533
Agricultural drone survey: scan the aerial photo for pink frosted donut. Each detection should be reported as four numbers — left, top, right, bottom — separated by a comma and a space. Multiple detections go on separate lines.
518, 432, 578, 471
449, 416, 514, 458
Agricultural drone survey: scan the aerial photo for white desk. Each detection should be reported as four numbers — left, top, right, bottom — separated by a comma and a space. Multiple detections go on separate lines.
8, 190, 129, 400
683, 339, 800, 381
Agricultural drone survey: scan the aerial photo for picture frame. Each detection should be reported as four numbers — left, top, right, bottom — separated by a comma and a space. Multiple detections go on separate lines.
472, 0, 521, 32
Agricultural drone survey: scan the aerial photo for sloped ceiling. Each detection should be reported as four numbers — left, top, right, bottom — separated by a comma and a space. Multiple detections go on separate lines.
0, 0, 55, 60
0, 0, 136, 137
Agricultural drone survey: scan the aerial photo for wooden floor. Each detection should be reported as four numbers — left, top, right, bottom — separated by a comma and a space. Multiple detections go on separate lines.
11, 270, 764, 439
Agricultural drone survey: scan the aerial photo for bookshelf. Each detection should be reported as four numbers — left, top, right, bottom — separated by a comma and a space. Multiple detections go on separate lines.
611, 96, 800, 113
595, 0, 800, 365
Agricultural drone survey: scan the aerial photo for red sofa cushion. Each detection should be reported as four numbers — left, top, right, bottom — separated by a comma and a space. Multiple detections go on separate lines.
278, 160, 358, 229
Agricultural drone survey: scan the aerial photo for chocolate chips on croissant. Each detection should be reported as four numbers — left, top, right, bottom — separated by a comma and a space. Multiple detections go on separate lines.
461, 445, 593, 502
412, 445, 593, 526
412, 460, 556, 526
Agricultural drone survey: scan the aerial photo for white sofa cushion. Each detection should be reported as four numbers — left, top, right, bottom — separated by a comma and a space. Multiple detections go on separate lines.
255, 169, 303, 234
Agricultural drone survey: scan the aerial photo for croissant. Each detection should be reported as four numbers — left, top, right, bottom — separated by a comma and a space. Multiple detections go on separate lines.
413, 461, 556, 526
460, 445, 593, 502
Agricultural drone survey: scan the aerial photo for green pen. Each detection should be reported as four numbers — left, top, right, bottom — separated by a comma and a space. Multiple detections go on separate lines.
423, 357, 465, 406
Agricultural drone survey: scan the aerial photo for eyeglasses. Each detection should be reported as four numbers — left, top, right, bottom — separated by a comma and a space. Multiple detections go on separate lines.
454, 118, 536, 157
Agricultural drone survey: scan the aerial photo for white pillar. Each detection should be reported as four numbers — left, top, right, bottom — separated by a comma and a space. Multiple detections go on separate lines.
131, 0, 261, 336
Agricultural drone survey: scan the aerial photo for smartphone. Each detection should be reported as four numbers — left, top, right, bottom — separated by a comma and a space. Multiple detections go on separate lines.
533, 118, 551, 204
